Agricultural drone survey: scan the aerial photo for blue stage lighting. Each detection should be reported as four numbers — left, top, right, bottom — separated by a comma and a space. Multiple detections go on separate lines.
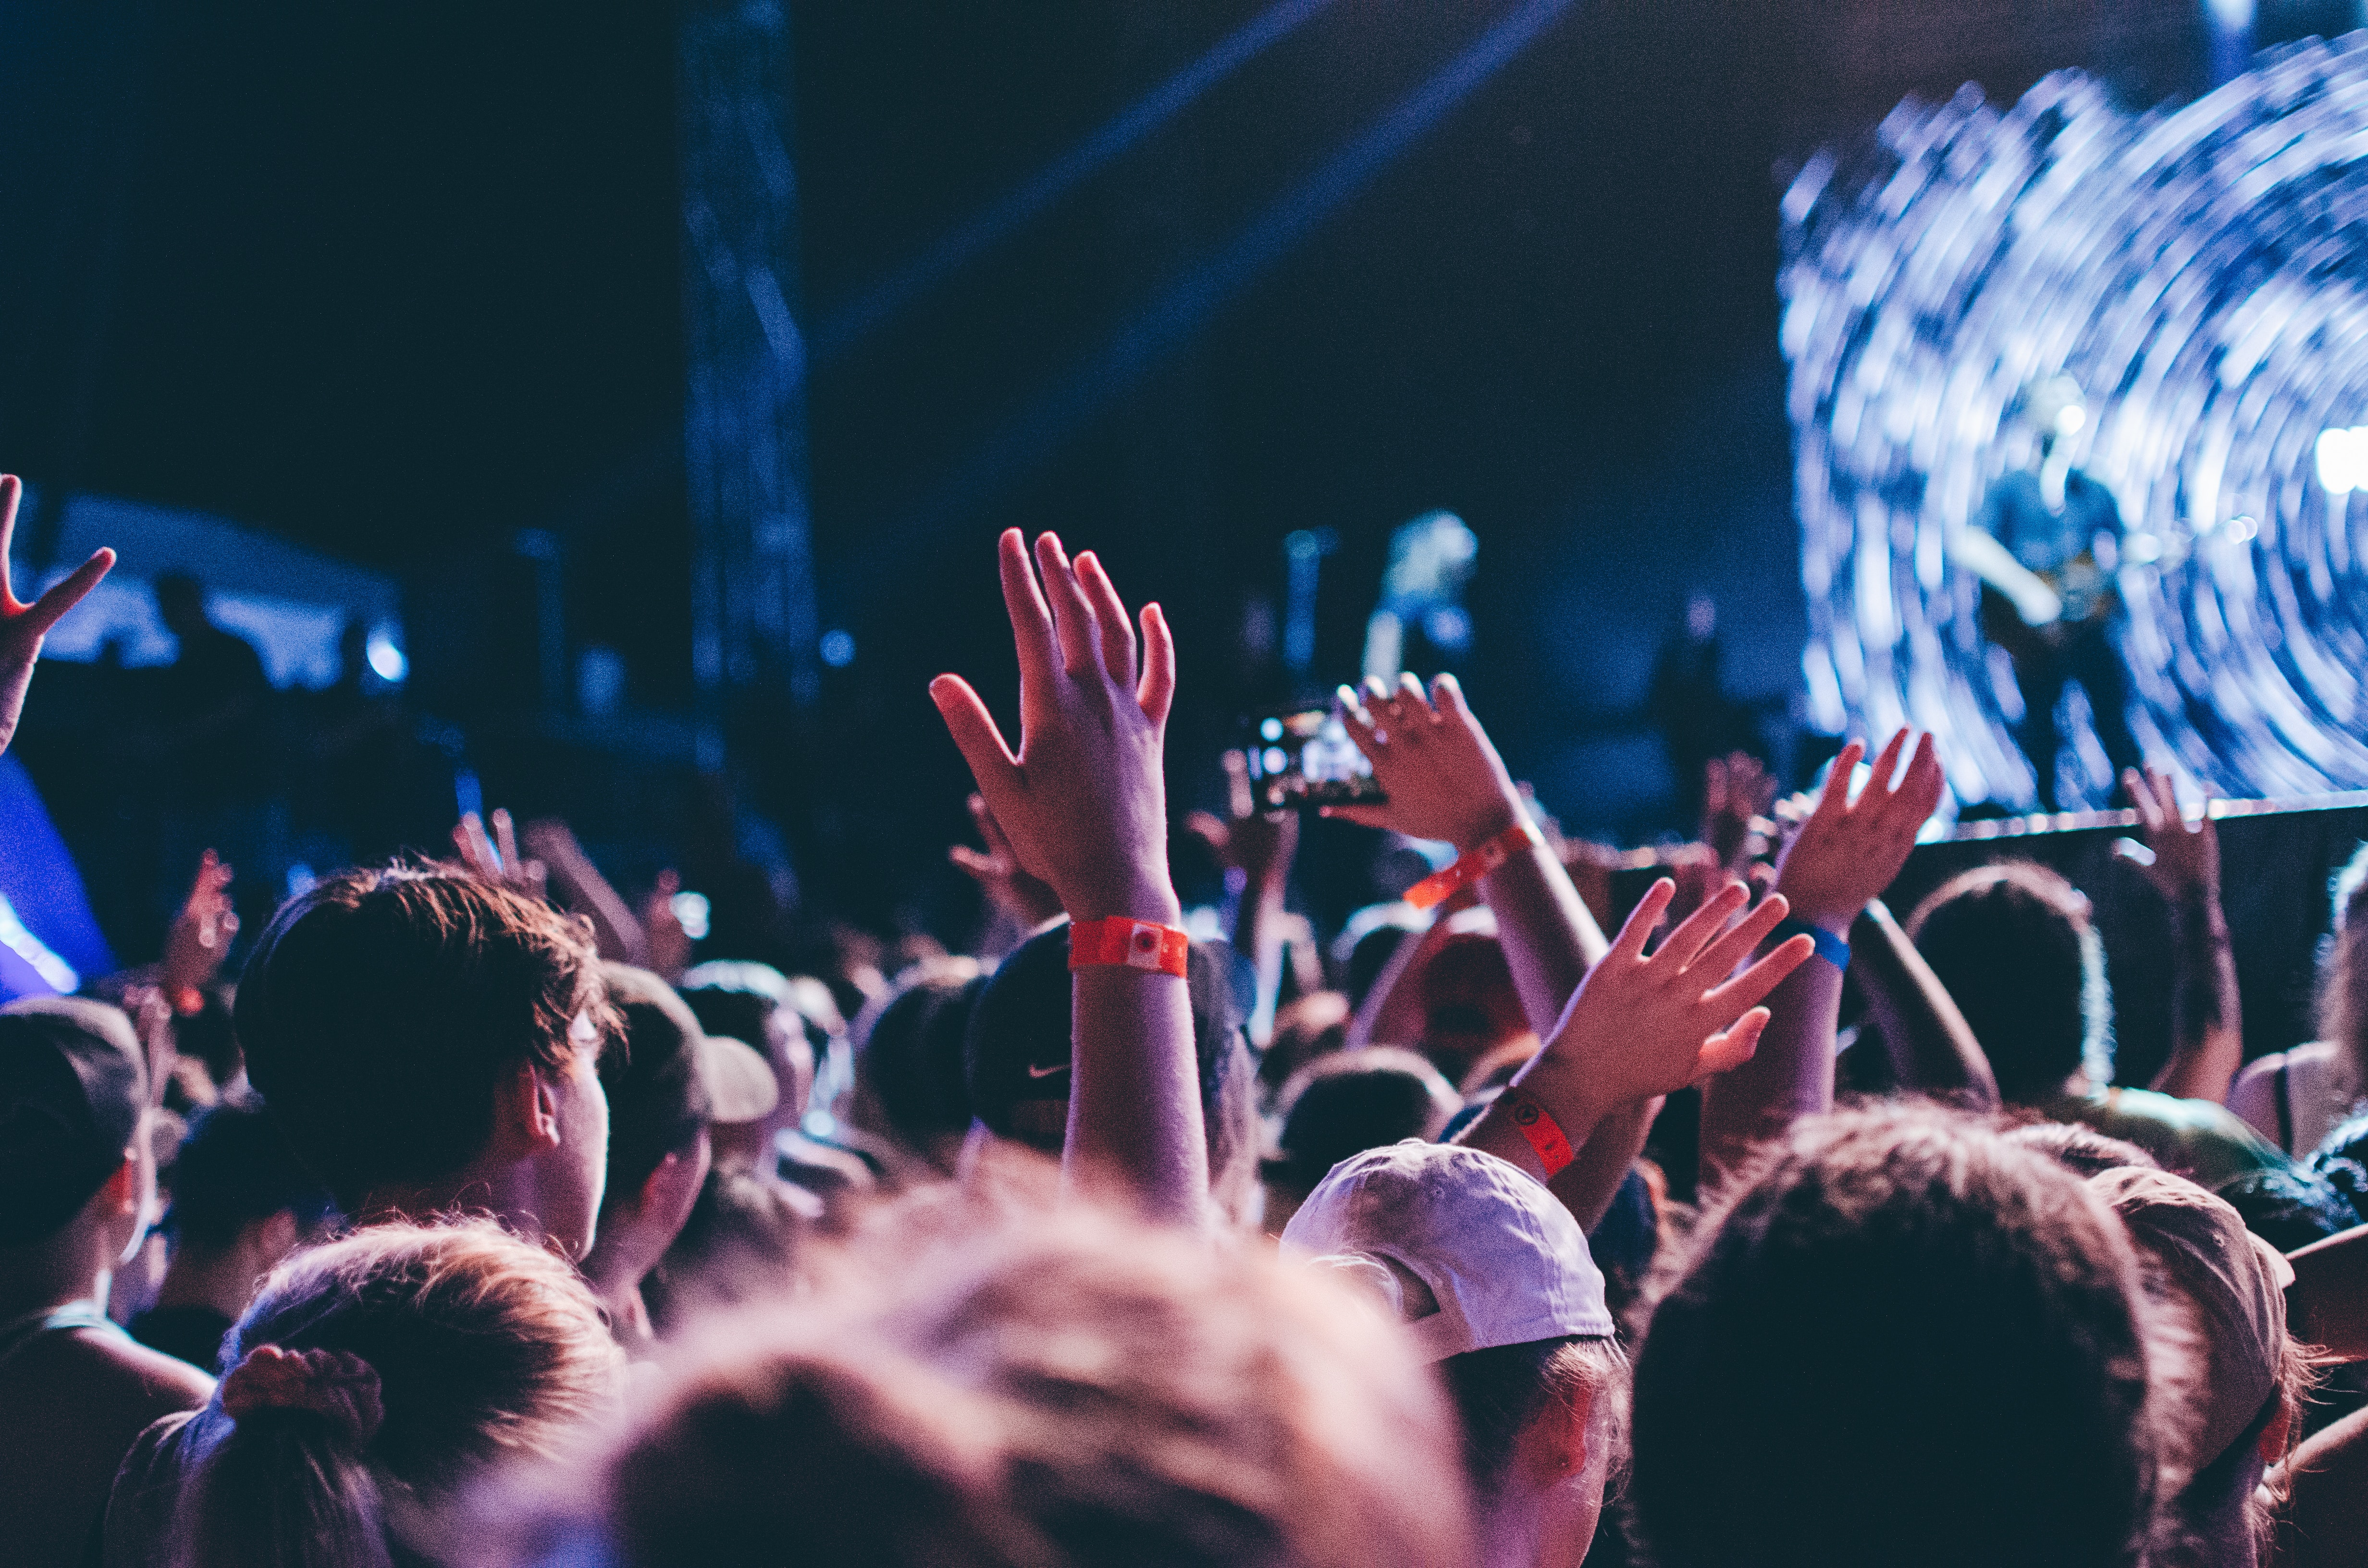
1782, 39, 2368, 808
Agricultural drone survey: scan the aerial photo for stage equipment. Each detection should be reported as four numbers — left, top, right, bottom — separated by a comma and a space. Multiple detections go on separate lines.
682, 0, 819, 744
1782, 39, 2368, 810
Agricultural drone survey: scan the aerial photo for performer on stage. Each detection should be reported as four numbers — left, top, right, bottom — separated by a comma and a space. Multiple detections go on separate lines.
1954, 378, 2142, 811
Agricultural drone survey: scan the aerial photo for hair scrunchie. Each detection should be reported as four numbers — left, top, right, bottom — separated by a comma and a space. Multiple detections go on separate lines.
220, 1344, 385, 1448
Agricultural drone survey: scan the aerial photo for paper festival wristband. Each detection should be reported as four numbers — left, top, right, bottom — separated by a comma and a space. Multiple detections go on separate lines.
1404, 818, 1544, 912
1067, 917, 1191, 978
1503, 1087, 1577, 1178
1773, 917, 1850, 972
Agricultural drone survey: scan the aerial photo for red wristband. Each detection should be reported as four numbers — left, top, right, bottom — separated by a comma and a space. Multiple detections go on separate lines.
1067, 917, 1190, 978
1405, 819, 1544, 912
1504, 1088, 1576, 1178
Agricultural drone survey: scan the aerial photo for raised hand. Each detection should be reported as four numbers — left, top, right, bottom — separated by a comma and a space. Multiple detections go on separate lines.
931, 530, 1200, 1223
1461, 880, 1813, 1179
1183, 751, 1299, 901
453, 808, 548, 899
1541, 882, 1806, 1104
2117, 764, 2240, 1103
0, 473, 115, 756
641, 870, 695, 983
1324, 672, 1523, 849
2118, 764, 2219, 898
1702, 750, 1775, 871
160, 850, 239, 1002
950, 792, 1066, 929
929, 530, 1177, 925
1767, 730, 1944, 933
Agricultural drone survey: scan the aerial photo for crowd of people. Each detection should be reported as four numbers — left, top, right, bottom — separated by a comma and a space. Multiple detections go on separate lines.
6, 483, 2368, 1568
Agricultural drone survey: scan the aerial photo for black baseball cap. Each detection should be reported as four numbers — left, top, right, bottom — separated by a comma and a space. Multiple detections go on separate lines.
962, 921, 1253, 1155
601, 965, 782, 1195
0, 998, 147, 1246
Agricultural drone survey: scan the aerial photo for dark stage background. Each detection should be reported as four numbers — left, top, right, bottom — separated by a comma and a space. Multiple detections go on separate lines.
0, 0, 2347, 959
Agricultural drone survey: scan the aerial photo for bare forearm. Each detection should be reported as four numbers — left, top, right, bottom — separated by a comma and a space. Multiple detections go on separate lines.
1455, 1032, 1610, 1187
1549, 1094, 1657, 1232
538, 845, 649, 967
1067, 965, 1207, 1225
1698, 955, 1843, 1187
2150, 888, 2243, 1103
2289, 1224, 2368, 1360
1232, 878, 1289, 1047
1854, 900, 1999, 1109
1481, 844, 1612, 1040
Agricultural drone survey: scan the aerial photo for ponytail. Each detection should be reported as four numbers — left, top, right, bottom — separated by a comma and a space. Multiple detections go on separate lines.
186, 1346, 391, 1568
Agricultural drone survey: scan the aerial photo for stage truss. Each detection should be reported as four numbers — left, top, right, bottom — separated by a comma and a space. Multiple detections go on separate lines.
1782, 37, 2368, 810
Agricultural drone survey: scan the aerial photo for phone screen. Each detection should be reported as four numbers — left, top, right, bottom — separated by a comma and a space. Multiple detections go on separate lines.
1245, 709, 1385, 811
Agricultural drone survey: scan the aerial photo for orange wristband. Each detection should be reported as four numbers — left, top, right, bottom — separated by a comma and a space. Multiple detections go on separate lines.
1405, 819, 1544, 911
1067, 917, 1190, 978
1504, 1088, 1576, 1177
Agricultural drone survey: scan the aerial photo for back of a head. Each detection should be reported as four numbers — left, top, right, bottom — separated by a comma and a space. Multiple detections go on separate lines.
168, 1095, 336, 1251
234, 867, 609, 1210
599, 964, 715, 1198
580, 1191, 1473, 1568
1909, 863, 2107, 1103
0, 996, 147, 1249
1264, 1049, 1460, 1199
1632, 1105, 2165, 1568
963, 923, 1258, 1196
849, 958, 985, 1155
187, 1220, 623, 1568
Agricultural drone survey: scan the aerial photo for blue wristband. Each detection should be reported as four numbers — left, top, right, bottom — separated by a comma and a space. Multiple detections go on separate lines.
1775, 917, 1850, 972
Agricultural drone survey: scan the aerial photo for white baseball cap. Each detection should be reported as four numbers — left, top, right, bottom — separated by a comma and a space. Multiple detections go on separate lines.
1281, 1139, 1613, 1360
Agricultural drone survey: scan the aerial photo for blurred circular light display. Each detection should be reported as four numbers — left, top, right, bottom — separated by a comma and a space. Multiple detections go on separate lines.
1782, 41, 2368, 807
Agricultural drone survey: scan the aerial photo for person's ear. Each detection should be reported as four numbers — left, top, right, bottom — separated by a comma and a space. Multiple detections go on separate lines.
249, 1207, 303, 1267
1516, 1383, 1598, 1488
487, 1060, 566, 1161
2260, 1398, 2295, 1463
99, 1151, 140, 1218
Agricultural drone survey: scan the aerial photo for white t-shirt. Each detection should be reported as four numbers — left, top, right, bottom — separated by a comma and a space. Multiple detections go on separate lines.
2228, 1041, 2363, 1158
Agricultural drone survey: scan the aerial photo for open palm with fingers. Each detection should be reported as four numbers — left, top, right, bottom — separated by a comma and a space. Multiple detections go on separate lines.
1769, 730, 1945, 933
929, 530, 1178, 924
0, 473, 115, 756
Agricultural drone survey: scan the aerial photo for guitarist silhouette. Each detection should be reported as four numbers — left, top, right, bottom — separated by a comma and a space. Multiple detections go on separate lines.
1956, 378, 2142, 811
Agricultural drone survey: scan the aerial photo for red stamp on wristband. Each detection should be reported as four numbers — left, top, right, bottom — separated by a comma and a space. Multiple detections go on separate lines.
1067, 917, 1190, 978
1506, 1090, 1576, 1177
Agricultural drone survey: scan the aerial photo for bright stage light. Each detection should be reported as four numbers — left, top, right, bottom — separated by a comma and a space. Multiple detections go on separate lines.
1782, 41, 2368, 805
2317, 428, 2367, 494
365, 629, 407, 684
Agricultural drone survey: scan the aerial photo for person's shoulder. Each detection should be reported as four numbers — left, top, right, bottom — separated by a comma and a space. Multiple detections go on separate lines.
102, 1409, 209, 1568
2110, 1086, 2280, 1157
28, 1325, 217, 1417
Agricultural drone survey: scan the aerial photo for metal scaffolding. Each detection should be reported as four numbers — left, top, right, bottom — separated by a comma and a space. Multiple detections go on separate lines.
681, 0, 817, 766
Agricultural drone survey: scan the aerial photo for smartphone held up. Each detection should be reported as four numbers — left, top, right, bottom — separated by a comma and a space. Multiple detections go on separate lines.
1245, 708, 1385, 812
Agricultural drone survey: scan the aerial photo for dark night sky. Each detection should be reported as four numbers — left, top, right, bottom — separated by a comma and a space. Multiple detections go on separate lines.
0, 1, 2243, 882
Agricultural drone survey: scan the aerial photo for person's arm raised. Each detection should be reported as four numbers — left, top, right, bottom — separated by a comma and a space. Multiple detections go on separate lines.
1852, 896, 2000, 1109
930, 530, 1205, 1225
1698, 730, 1945, 1185
1327, 672, 1609, 1035
1184, 750, 1299, 1045
2119, 765, 2244, 1105
0, 473, 114, 757
1455, 878, 1810, 1183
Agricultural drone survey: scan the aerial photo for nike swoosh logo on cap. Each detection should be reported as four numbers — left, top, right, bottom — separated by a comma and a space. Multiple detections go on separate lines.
1025, 1062, 1071, 1079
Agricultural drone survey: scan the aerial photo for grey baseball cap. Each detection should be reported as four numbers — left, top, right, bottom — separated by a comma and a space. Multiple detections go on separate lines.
1282, 1139, 1613, 1360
